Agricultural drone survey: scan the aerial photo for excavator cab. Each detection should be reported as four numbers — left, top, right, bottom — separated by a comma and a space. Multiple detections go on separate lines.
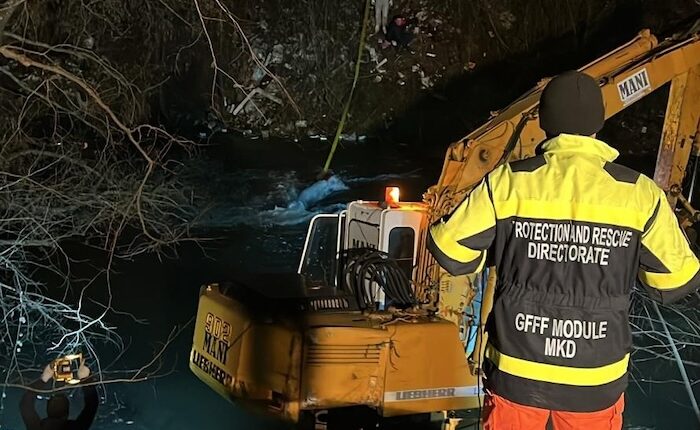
298, 193, 428, 307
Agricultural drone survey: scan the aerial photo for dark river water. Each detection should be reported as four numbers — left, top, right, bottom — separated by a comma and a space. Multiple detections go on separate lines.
1, 132, 699, 430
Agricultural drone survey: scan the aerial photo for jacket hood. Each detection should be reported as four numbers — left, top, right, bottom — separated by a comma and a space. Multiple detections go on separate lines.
540, 133, 619, 162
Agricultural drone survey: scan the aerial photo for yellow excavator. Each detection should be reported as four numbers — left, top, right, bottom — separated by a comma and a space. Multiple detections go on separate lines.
189, 19, 700, 429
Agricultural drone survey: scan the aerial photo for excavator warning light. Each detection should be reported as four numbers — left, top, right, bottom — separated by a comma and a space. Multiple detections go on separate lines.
385, 186, 400, 207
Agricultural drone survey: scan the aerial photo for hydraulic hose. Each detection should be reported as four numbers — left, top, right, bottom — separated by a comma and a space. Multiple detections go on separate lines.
343, 249, 416, 309
496, 108, 537, 167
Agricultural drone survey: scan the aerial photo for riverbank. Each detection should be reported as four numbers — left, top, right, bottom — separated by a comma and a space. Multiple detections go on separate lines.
174, 0, 698, 145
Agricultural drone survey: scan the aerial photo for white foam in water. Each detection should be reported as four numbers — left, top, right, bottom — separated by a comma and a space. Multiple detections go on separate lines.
259, 175, 349, 226
251, 170, 424, 227
253, 171, 420, 226
295, 175, 349, 210
193, 168, 421, 229
197, 174, 350, 228
261, 202, 347, 226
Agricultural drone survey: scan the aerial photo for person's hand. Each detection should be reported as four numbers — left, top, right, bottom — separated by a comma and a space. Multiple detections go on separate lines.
77, 362, 90, 380
41, 364, 54, 383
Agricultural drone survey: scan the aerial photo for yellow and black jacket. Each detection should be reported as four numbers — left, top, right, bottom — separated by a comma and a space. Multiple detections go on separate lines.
428, 134, 700, 412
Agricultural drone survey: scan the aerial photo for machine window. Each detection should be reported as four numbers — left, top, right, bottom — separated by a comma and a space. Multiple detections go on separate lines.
299, 215, 340, 288
388, 227, 415, 279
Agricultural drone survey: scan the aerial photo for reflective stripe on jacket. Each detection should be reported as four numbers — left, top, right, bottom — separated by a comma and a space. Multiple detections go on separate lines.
428, 134, 700, 412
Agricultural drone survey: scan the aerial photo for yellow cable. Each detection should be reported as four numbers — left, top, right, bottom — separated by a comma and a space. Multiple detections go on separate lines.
322, 0, 372, 173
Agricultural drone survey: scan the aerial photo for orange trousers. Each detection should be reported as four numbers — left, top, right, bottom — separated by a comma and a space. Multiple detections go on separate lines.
482, 393, 624, 430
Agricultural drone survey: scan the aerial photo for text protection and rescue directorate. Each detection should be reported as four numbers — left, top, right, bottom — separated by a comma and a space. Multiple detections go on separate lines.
513, 220, 633, 266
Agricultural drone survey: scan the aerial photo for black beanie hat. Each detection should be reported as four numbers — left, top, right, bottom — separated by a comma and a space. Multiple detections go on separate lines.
539, 71, 604, 136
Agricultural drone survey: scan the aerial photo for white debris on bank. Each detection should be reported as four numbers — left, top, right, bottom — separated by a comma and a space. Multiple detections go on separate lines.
212, 1, 520, 139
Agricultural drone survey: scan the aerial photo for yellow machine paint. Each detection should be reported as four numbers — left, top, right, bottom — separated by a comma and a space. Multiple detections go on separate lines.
190, 285, 303, 417
190, 21, 700, 425
191, 284, 480, 421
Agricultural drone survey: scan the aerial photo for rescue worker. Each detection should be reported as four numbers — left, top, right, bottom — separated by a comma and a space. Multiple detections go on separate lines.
428, 70, 700, 429
384, 15, 413, 48
372, 0, 392, 34
21, 361, 98, 430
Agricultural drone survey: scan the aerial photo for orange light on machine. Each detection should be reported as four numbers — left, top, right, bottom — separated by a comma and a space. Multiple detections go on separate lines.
385, 186, 400, 207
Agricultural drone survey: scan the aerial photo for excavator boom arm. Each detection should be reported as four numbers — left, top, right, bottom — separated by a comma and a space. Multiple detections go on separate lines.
417, 25, 700, 301
436, 29, 700, 195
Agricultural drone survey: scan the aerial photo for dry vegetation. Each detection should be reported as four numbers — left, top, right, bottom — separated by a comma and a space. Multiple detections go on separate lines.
0, 0, 199, 398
